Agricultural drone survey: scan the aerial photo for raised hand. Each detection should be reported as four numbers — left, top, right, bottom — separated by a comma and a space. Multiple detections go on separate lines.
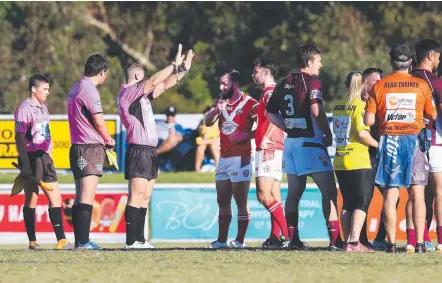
174, 44, 185, 67
183, 49, 194, 71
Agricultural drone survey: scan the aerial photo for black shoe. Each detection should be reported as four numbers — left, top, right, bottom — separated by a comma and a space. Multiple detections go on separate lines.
289, 241, 310, 251
415, 243, 426, 254
328, 242, 343, 251
386, 243, 397, 253
261, 238, 282, 248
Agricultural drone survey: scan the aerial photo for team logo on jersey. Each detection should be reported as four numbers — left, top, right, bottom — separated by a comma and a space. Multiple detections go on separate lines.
221, 121, 239, 135
95, 99, 102, 106
96, 164, 103, 172
243, 170, 249, 177
385, 110, 416, 123
236, 109, 243, 115
386, 93, 416, 109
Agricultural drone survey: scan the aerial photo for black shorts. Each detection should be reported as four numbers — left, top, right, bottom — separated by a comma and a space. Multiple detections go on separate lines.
19, 150, 57, 183
124, 144, 158, 181
336, 169, 374, 213
69, 144, 105, 180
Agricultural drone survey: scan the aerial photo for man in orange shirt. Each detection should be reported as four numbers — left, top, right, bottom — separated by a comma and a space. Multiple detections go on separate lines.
364, 44, 437, 253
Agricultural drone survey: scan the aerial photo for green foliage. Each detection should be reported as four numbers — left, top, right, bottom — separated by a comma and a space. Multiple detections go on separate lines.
1, 2, 441, 114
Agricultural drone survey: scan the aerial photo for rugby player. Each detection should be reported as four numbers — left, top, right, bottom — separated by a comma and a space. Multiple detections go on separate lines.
118, 44, 194, 249
252, 57, 289, 248
68, 54, 115, 249
15, 75, 72, 250
333, 72, 377, 252
205, 69, 258, 248
266, 44, 343, 251
364, 44, 436, 253
410, 38, 442, 252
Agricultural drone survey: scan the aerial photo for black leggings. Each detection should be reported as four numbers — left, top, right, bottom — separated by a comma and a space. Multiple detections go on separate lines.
336, 169, 374, 213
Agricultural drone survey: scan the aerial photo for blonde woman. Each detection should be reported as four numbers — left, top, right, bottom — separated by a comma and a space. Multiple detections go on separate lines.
333, 71, 378, 252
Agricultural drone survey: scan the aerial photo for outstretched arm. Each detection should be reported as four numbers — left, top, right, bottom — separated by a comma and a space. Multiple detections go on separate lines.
144, 44, 186, 93
151, 49, 194, 99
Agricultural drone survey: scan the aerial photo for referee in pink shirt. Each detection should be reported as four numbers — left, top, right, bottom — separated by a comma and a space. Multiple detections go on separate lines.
15, 75, 72, 250
67, 54, 115, 249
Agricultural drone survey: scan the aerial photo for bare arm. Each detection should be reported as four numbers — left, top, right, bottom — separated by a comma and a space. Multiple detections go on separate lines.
15, 133, 31, 175
358, 130, 378, 148
150, 49, 194, 99
364, 112, 375, 126
265, 111, 286, 131
92, 113, 114, 146
204, 108, 220, 127
144, 44, 185, 93
151, 69, 188, 99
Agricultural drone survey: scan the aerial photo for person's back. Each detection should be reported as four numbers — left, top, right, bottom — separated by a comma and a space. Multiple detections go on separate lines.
333, 97, 371, 170
366, 72, 434, 136
118, 80, 158, 147
364, 43, 437, 253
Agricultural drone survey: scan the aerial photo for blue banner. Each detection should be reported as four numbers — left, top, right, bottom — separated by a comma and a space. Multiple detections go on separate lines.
150, 186, 329, 241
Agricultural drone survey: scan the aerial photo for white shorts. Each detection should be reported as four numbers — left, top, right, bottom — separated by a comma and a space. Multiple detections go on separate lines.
283, 137, 333, 176
429, 146, 442, 172
216, 155, 253, 182
255, 149, 283, 181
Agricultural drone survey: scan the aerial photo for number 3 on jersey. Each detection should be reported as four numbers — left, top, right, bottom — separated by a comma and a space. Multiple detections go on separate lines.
285, 95, 295, 115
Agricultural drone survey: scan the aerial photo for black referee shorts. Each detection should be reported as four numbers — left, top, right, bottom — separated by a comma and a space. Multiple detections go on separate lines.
124, 144, 158, 181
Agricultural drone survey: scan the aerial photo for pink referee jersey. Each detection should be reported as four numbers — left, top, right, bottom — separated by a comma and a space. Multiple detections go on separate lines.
14, 98, 53, 153
118, 80, 158, 146
67, 77, 105, 145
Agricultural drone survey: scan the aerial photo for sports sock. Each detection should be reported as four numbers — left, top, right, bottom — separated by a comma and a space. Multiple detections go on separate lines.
77, 203, 93, 245
326, 220, 341, 245
406, 228, 416, 247
424, 221, 431, 242
217, 215, 232, 243
72, 204, 79, 243
286, 212, 301, 243
137, 207, 147, 244
125, 205, 140, 246
270, 214, 279, 241
48, 207, 66, 241
265, 201, 288, 240
437, 226, 442, 245
23, 206, 36, 242
235, 214, 251, 244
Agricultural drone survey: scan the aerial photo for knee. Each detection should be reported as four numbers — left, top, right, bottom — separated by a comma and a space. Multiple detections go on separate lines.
217, 196, 231, 209
256, 190, 272, 205
237, 206, 250, 216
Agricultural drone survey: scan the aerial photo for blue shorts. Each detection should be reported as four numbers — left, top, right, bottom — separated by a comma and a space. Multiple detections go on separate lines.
375, 135, 428, 188
283, 138, 333, 176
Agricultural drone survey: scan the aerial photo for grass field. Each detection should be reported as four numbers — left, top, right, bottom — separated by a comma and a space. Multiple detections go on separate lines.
1, 243, 442, 283
0, 172, 295, 184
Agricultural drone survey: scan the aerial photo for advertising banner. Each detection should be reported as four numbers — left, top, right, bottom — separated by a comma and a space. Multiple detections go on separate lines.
0, 183, 438, 243
150, 185, 438, 242
0, 115, 120, 170
0, 192, 127, 234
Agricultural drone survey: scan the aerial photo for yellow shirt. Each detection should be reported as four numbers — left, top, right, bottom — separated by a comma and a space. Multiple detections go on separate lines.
333, 97, 371, 170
